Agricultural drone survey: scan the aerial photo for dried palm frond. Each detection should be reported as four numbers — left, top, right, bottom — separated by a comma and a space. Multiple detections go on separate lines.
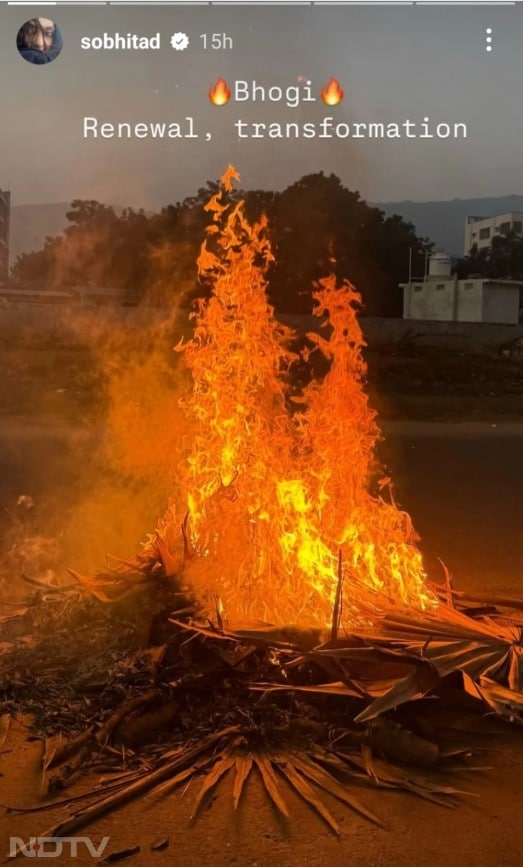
2, 595, 518, 843
314, 604, 523, 721
232, 754, 253, 809
253, 753, 290, 818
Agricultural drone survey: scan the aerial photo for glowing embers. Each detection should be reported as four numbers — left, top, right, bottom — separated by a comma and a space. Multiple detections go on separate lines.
153, 165, 436, 627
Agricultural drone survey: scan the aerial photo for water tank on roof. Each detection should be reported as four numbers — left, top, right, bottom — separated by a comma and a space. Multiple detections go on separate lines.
428, 252, 452, 278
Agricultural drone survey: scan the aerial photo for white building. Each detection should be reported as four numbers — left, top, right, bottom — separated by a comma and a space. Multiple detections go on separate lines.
401, 253, 522, 324
464, 212, 523, 255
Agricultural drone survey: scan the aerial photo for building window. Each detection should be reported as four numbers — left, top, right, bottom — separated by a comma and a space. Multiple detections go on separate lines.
479, 227, 491, 240
436, 284, 446, 291
499, 221, 511, 234
513, 221, 522, 234
414, 285, 422, 292
464, 282, 473, 290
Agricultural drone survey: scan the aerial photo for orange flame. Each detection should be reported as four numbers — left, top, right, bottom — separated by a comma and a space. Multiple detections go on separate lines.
321, 78, 344, 106
150, 167, 436, 628
209, 78, 231, 106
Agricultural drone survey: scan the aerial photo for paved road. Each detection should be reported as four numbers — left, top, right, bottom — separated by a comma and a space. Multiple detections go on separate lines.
1, 418, 523, 599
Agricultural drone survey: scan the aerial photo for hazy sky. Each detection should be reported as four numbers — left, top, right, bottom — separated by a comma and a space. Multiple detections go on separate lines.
1, 4, 522, 210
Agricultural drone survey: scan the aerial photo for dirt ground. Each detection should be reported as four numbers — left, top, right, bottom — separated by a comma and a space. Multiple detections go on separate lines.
2, 711, 523, 867
365, 342, 523, 421
2, 338, 523, 865
2, 336, 523, 423
2, 422, 523, 865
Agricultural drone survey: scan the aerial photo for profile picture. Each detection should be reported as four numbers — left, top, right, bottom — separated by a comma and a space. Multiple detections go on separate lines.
16, 18, 63, 65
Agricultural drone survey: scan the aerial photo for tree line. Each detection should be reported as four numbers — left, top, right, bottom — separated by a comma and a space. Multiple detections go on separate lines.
456, 231, 523, 281
12, 173, 434, 317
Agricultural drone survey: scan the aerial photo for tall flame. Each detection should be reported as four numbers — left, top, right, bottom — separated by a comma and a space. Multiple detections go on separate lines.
152, 166, 436, 627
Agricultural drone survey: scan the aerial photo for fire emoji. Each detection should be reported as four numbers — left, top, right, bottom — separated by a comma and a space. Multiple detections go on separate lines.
209, 78, 231, 106
321, 78, 344, 107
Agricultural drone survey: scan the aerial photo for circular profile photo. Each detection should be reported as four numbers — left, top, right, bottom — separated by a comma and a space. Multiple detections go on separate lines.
17, 18, 63, 65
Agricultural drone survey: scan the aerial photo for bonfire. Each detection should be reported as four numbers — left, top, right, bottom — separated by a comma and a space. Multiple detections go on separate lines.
143, 164, 434, 629
2, 166, 523, 848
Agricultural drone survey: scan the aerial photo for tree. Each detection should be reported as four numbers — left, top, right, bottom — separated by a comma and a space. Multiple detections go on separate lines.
457, 232, 523, 280
265, 173, 431, 316
11, 236, 62, 290
11, 176, 433, 317
12, 201, 123, 292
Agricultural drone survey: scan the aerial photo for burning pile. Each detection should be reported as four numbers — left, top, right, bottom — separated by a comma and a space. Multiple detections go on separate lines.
146, 165, 435, 627
5, 167, 523, 847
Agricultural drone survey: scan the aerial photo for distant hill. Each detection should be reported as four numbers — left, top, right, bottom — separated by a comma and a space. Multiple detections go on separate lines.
374, 195, 523, 257
10, 194, 523, 267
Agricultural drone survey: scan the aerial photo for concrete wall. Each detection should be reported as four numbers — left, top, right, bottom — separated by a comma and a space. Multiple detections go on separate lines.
403, 280, 520, 325
456, 279, 484, 322
1, 303, 522, 353
483, 285, 520, 324
404, 279, 484, 322
402, 282, 444, 320
411, 281, 456, 321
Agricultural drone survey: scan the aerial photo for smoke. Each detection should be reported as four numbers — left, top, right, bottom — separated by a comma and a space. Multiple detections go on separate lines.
2, 192, 209, 589
58, 307, 193, 575
8, 335, 185, 579
0, 307, 198, 599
